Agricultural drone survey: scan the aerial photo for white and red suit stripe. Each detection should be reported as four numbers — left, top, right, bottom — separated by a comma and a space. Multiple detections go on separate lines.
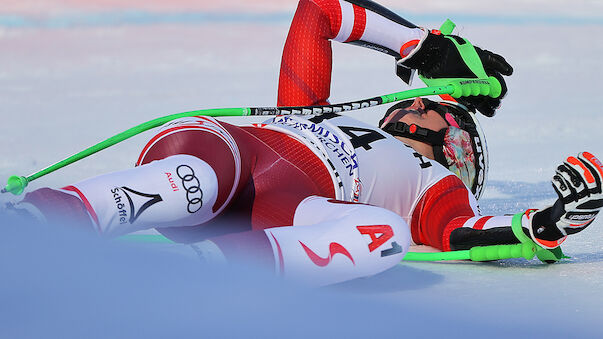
441, 215, 516, 251
314, 0, 424, 53
278, 0, 425, 107
457, 216, 514, 231
332, 0, 357, 42
62, 185, 101, 232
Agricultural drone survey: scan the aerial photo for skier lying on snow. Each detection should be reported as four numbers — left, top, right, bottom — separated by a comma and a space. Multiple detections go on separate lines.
7, 0, 603, 286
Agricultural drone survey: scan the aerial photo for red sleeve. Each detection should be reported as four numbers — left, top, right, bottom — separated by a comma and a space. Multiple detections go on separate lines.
277, 0, 424, 106
277, 0, 338, 106
410, 175, 478, 251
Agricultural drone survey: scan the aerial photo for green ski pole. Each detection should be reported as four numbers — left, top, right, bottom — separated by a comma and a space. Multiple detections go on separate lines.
401, 242, 537, 262
120, 234, 538, 262
2, 79, 500, 196
401, 214, 568, 263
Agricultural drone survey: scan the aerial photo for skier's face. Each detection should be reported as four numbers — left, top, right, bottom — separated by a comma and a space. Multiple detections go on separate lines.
390, 97, 448, 160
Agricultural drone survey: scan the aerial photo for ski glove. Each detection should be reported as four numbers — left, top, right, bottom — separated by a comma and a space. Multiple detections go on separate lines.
525, 152, 603, 249
399, 32, 513, 117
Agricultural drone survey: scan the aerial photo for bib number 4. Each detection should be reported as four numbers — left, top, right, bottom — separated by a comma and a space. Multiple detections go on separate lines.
339, 126, 385, 150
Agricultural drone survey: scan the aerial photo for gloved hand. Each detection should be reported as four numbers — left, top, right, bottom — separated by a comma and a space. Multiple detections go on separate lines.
399, 31, 513, 117
525, 152, 603, 249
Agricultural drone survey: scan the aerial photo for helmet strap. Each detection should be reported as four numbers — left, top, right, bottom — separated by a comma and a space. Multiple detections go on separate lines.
381, 121, 447, 146
432, 145, 448, 168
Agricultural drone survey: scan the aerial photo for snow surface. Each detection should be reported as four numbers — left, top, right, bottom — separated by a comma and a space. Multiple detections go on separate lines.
1, 1, 603, 337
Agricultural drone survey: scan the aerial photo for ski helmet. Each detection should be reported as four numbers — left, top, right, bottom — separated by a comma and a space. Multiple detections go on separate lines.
379, 98, 489, 199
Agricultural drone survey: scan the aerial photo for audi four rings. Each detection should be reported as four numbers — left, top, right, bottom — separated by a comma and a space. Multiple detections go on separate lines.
176, 165, 203, 213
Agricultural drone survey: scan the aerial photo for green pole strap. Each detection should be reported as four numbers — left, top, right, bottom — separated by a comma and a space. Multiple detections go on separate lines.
511, 212, 532, 244
439, 19, 456, 35
2, 80, 496, 196
511, 211, 569, 263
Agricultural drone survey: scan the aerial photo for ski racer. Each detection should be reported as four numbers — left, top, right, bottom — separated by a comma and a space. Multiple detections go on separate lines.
6, 0, 603, 286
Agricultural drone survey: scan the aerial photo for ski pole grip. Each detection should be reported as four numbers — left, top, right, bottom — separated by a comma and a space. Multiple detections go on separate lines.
469, 243, 537, 261
449, 76, 502, 99
2, 175, 29, 195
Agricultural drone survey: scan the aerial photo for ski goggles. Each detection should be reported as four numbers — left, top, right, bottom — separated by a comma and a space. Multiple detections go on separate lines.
380, 99, 477, 190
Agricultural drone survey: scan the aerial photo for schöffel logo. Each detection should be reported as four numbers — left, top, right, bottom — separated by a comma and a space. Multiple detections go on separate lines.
111, 187, 162, 224
176, 164, 203, 213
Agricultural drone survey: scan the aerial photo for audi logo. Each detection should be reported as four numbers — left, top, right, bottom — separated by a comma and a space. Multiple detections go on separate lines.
176, 164, 203, 213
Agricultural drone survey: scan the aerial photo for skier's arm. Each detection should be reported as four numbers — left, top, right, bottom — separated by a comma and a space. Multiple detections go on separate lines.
277, 0, 513, 116
523, 152, 603, 248
415, 152, 603, 252
278, 0, 424, 106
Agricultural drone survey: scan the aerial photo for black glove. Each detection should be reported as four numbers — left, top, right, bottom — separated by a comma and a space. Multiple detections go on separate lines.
400, 32, 513, 117
525, 152, 603, 249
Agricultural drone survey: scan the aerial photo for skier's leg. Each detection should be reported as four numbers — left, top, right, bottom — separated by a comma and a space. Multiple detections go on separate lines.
194, 196, 411, 286
136, 116, 248, 218
12, 117, 249, 237
15, 155, 220, 237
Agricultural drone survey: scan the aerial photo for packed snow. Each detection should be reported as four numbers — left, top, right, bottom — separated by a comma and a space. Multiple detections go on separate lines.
1, 1, 602, 337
